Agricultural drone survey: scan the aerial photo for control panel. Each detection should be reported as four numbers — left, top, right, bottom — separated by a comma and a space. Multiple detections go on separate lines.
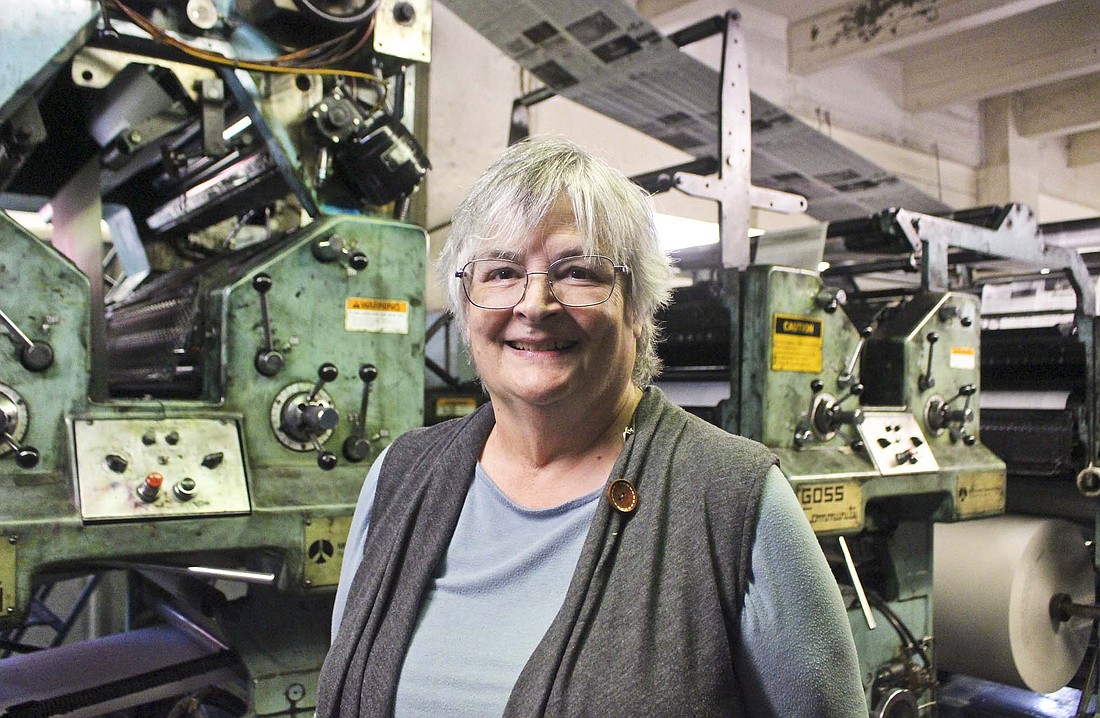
71, 417, 250, 521
858, 411, 938, 476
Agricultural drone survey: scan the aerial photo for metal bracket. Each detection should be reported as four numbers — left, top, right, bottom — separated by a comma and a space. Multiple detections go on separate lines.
673, 12, 807, 269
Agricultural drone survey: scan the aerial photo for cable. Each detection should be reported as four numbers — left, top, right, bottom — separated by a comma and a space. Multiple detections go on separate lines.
102, 0, 387, 107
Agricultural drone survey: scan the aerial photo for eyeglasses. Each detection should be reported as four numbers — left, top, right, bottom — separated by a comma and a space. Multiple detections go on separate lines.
456, 254, 630, 310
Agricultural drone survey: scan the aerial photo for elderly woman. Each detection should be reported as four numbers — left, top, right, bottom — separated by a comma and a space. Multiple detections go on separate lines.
317, 137, 866, 717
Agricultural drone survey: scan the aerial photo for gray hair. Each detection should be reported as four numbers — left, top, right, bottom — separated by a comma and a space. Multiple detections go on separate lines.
437, 136, 673, 386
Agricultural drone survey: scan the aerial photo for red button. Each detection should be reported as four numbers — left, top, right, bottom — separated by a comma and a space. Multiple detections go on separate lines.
607, 479, 638, 513
145, 472, 164, 488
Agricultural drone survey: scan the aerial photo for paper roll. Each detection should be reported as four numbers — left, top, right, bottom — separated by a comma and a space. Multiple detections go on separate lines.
933, 516, 1093, 693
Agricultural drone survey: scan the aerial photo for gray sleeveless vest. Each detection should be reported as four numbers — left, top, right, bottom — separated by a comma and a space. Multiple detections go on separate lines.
317, 387, 776, 717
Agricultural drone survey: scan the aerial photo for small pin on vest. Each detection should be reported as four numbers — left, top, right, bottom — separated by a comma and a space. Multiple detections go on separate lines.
607, 478, 638, 513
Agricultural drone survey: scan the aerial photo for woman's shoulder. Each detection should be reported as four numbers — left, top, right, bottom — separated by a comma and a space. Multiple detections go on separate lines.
646, 389, 775, 468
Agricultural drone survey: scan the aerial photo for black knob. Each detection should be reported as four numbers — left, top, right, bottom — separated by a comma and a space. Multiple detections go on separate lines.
252, 273, 273, 293
393, 1, 415, 24
851, 383, 864, 396
255, 350, 285, 377
142, 431, 156, 446
106, 453, 129, 473
301, 404, 339, 432
343, 435, 371, 462
201, 452, 224, 469
810, 379, 824, 393
348, 252, 369, 271
927, 332, 939, 345
963, 434, 977, 447
15, 446, 39, 469
165, 431, 180, 445
850, 439, 865, 453
960, 384, 977, 396
961, 316, 973, 327
19, 342, 54, 372
360, 364, 378, 383
317, 451, 338, 471
318, 363, 339, 383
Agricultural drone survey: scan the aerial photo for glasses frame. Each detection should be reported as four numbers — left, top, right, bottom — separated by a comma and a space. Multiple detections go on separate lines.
456, 254, 630, 310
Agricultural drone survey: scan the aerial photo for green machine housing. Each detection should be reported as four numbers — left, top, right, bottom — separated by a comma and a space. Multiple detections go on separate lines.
735, 264, 1005, 711
0, 210, 426, 712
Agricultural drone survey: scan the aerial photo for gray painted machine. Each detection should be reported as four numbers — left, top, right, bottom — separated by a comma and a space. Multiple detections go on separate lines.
0, 1, 430, 715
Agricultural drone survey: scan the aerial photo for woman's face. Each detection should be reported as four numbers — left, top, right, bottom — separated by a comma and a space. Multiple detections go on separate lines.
464, 207, 640, 415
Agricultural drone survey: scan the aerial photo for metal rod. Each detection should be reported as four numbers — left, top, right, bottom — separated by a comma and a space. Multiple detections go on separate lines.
839, 536, 877, 630
0, 306, 33, 348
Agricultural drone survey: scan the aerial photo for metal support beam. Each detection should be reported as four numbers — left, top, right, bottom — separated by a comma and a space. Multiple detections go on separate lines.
788, 0, 1058, 75
899, 0, 1100, 112
1069, 128, 1100, 168
673, 13, 805, 270
1013, 73, 1100, 138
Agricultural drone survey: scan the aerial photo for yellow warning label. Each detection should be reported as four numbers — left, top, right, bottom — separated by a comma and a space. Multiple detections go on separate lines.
345, 297, 409, 334
347, 298, 407, 312
304, 515, 354, 587
435, 397, 478, 418
956, 470, 1006, 517
950, 346, 976, 370
771, 314, 823, 373
0, 540, 14, 617
796, 480, 862, 533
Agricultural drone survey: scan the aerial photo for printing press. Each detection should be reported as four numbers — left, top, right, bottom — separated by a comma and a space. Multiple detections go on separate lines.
658, 204, 1100, 716
0, 1, 430, 715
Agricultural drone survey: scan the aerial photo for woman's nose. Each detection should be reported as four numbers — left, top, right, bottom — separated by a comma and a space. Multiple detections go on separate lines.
514, 272, 561, 318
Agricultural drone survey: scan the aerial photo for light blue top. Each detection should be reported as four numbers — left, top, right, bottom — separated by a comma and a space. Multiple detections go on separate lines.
332, 448, 863, 717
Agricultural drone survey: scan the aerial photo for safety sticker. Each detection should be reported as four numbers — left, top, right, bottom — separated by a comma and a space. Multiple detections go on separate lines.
796, 480, 862, 533
771, 314, 823, 373
345, 297, 409, 334
950, 346, 976, 370
956, 470, 1005, 517
435, 397, 478, 418
304, 515, 354, 587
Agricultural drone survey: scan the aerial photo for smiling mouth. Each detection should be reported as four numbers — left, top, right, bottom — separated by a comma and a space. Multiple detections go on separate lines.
505, 340, 578, 352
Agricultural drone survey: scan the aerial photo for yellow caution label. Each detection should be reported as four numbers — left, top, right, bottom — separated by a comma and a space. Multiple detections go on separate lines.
345, 297, 409, 334
796, 480, 863, 533
956, 470, 1006, 517
435, 397, 478, 418
771, 314, 823, 373
950, 346, 976, 370
304, 515, 354, 587
0, 540, 14, 617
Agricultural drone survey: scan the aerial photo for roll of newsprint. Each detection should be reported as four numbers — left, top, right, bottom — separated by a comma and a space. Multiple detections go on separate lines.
934, 516, 1093, 693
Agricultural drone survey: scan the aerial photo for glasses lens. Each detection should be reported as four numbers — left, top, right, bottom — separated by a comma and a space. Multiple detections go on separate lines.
549, 255, 616, 307
463, 259, 526, 309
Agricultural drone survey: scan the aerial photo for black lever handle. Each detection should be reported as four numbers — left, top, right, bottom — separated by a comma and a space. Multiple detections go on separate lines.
252, 273, 284, 376
918, 332, 938, 391
344, 364, 378, 462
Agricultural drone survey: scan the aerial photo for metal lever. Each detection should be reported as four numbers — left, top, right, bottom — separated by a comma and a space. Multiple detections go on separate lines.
839, 536, 877, 631
0, 306, 53, 371
794, 379, 825, 448
344, 363, 378, 462
306, 363, 338, 403
918, 332, 938, 391
312, 436, 338, 471
306, 364, 339, 470
0, 409, 39, 468
838, 327, 872, 388
252, 273, 284, 376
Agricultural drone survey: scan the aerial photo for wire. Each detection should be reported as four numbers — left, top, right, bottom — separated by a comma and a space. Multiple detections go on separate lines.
103, 0, 387, 104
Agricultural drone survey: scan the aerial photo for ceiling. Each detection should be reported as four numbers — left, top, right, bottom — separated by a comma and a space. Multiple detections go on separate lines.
641, 0, 1100, 175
